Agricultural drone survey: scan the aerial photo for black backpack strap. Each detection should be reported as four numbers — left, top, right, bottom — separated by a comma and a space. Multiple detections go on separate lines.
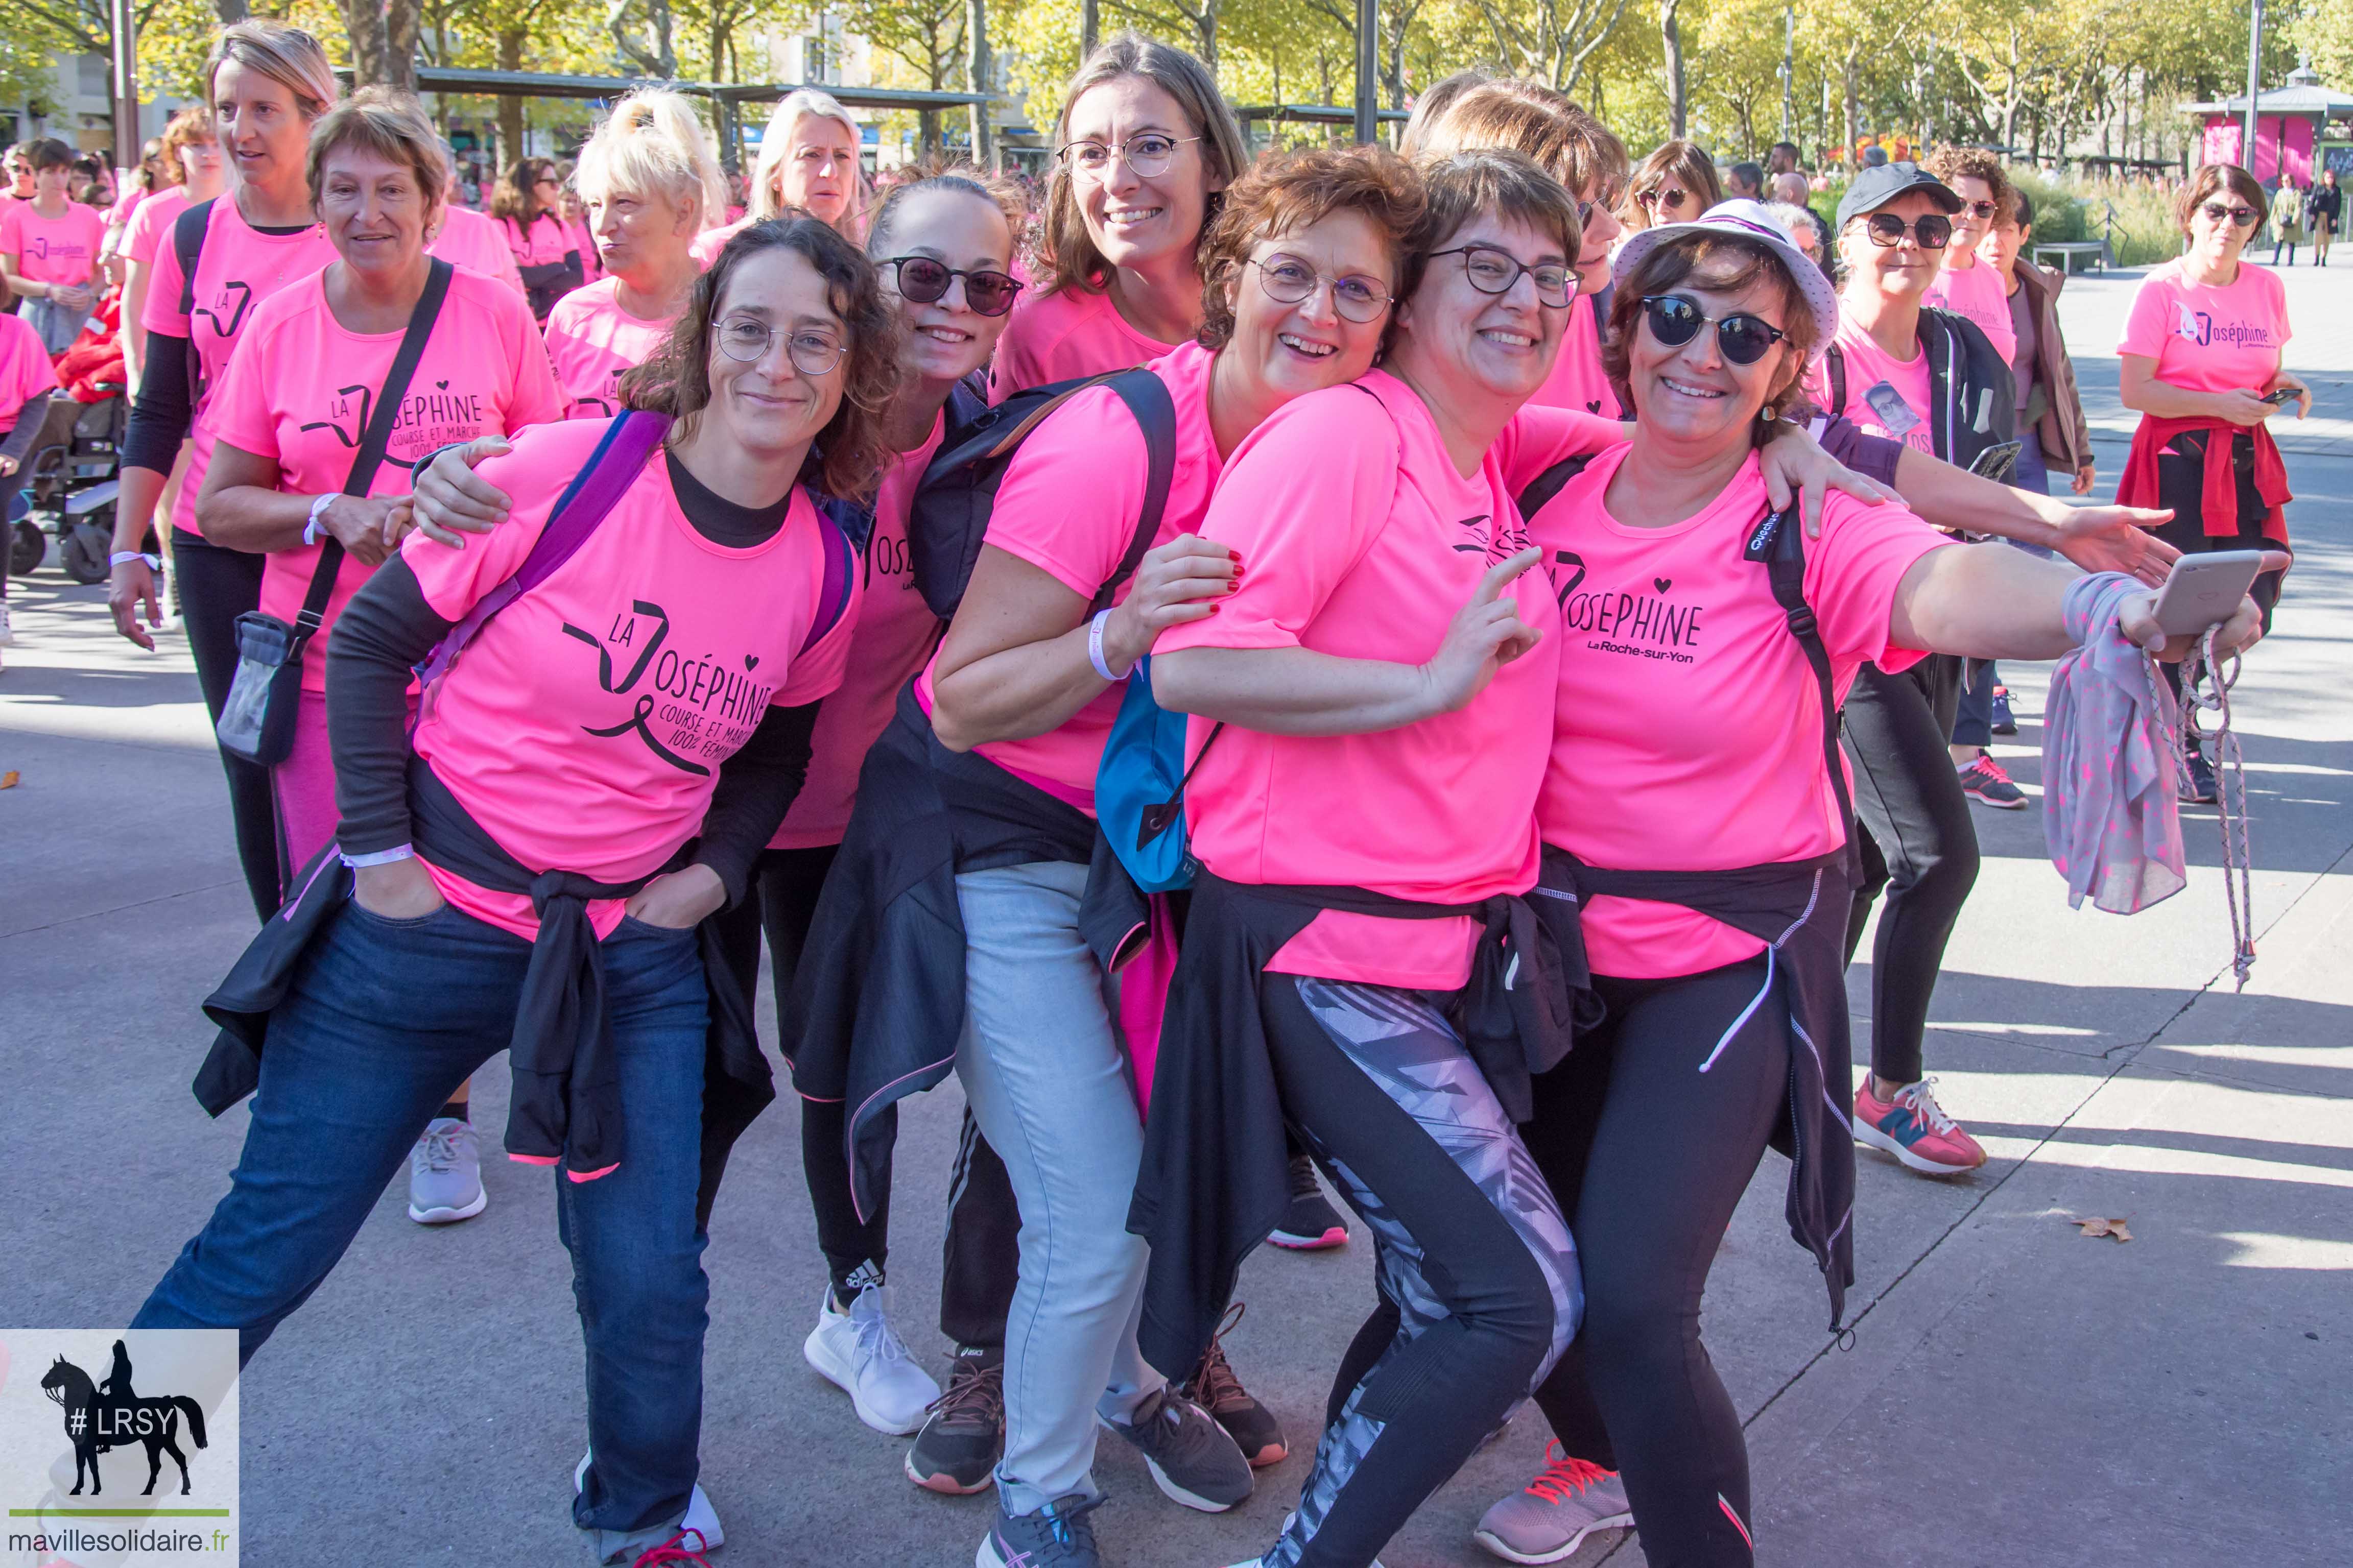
292, 259, 457, 643
1516, 454, 1593, 519
1825, 340, 1846, 420
1088, 366, 1178, 614
174, 197, 217, 407
1744, 503, 1850, 828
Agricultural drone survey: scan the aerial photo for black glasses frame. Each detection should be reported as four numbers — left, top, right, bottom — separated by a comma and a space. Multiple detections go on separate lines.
1638, 294, 1790, 366
882, 255, 1025, 317
1428, 244, 1574, 308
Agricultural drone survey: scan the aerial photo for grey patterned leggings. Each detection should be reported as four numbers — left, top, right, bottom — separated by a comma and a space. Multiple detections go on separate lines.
1256, 974, 1582, 1568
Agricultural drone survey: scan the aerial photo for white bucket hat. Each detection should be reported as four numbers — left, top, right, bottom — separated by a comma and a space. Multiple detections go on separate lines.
1610, 197, 1841, 363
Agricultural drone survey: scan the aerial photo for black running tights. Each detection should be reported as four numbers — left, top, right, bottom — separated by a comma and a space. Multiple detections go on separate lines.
1522, 956, 1792, 1568
172, 528, 278, 920
1843, 656, 1978, 1085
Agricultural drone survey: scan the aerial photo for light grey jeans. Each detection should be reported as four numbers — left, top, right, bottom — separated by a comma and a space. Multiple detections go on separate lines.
953, 860, 1160, 1515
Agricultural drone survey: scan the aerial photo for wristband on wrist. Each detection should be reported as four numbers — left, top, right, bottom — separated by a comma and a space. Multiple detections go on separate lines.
1088, 608, 1122, 682
110, 550, 163, 570
341, 845, 416, 869
304, 492, 336, 547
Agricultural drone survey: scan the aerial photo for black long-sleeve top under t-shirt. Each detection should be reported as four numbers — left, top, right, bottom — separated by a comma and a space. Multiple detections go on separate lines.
327, 451, 820, 907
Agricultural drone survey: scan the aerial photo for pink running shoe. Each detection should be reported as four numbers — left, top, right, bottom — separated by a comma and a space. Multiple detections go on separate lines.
1853, 1077, 1987, 1175
1473, 1444, 1633, 1564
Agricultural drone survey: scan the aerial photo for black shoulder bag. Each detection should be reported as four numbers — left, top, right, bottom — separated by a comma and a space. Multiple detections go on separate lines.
215, 259, 455, 767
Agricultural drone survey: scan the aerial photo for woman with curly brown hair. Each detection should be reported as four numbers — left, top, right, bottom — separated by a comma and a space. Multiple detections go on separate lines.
130, 216, 895, 1567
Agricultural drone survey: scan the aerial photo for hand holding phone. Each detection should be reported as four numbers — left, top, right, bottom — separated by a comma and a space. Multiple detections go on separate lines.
2149, 549, 2266, 637
2260, 387, 2299, 406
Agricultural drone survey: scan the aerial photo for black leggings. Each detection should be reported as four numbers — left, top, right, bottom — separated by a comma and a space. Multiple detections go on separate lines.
172, 527, 278, 920
1522, 956, 1792, 1568
1267, 974, 1577, 1568
1842, 657, 1978, 1084
715, 843, 1020, 1339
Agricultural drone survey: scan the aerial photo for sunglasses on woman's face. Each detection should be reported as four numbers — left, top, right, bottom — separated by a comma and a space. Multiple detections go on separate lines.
1639, 294, 1789, 367
883, 255, 1024, 317
2201, 202, 2260, 228
1959, 198, 2000, 220
1638, 186, 1692, 215
1864, 212, 1954, 249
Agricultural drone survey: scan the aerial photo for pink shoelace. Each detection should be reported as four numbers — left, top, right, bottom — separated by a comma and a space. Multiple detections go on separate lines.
1525, 1441, 1616, 1502
632, 1528, 712, 1567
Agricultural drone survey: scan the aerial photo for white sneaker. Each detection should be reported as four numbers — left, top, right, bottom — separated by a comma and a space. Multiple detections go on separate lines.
803, 1281, 940, 1435
406, 1117, 488, 1224
575, 1451, 723, 1549
0, 602, 14, 646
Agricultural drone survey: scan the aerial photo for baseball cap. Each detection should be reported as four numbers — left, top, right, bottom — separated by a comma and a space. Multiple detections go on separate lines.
1610, 198, 1840, 358
1835, 162, 1963, 228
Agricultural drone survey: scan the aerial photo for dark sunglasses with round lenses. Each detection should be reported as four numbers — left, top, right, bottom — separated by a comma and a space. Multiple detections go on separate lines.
1637, 186, 1693, 214
1251, 255, 1391, 322
1639, 294, 1789, 367
1864, 211, 1954, 249
2201, 201, 2260, 228
883, 255, 1024, 317
1430, 244, 1574, 307
1959, 198, 1999, 220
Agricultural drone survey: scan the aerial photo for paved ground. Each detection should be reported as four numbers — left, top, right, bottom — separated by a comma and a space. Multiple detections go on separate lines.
4, 258, 2349, 1567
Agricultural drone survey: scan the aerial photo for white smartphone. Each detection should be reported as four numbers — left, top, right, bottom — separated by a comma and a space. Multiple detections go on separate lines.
2151, 550, 2266, 637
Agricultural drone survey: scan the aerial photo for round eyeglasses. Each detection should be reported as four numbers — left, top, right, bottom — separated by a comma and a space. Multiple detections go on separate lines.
716, 316, 845, 375
1428, 244, 1573, 307
1639, 294, 1789, 367
1058, 133, 1200, 180
882, 256, 1024, 317
1250, 255, 1391, 323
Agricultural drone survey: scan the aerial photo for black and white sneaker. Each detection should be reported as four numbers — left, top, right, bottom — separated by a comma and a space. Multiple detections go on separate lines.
1097, 1385, 1252, 1512
977, 1491, 1106, 1568
908, 1344, 1003, 1495
1990, 684, 2017, 735
1267, 1153, 1348, 1250
1957, 754, 2028, 810
2179, 736, 2220, 805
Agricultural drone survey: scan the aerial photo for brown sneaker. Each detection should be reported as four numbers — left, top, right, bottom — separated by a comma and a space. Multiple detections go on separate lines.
1178, 1302, 1287, 1467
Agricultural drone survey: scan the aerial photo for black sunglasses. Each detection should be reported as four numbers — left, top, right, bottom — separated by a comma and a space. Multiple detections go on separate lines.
882, 255, 1024, 317
1639, 294, 1789, 367
1864, 211, 1954, 249
2200, 202, 2260, 228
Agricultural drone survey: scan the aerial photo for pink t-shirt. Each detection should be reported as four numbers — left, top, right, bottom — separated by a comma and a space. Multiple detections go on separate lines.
772, 417, 947, 849
0, 312, 61, 436
204, 264, 563, 692
1526, 291, 1623, 418
504, 210, 576, 269
918, 340, 1223, 807
1923, 255, 2016, 366
406, 416, 859, 939
142, 198, 340, 539
1, 200, 106, 286
987, 282, 1181, 402
431, 205, 528, 296
108, 186, 146, 230
1157, 381, 1621, 991
119, 186, 191, 267
544, 276, 677, 420
1803, 313, 1935, 455
1531, 444, 1951, 978
690, 216, 753, 267
2117, 257, 2290, 396
569, 219, 603, 281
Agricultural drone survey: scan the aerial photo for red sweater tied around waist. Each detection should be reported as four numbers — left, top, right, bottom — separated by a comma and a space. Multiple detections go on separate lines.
2118, 414, 2292, 541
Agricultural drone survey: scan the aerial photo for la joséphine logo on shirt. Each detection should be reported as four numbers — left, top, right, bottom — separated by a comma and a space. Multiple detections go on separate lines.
562, 599, 776, 776
2173, 301, 2273, 350
1551, 550, 1705, 667
25, 236, 89, 262
299, 381, 490, 467
195, 279, 255, 341
1453, 511, 1533, 564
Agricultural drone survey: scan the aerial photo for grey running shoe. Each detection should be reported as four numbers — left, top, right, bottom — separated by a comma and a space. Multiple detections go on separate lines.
977, 1491, 1106, 1568
1473, 1446, 1634, 1564
908, 1345, 1003, 1495
1097, 1385, 1252, 1512
408, 1117, 487, 1224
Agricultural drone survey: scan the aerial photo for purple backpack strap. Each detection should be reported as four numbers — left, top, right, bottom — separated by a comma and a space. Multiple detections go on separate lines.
416, 411, 670, 692
795, 500, 857, 657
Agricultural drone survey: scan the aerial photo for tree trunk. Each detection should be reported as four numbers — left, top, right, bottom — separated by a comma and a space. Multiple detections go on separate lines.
968, 0, 993, 166
213, 0, 249, 20
1842, 46, 1858, 172
496, 28, 526, 171
344, 0, 421, 90
1197, 0, 1219, 73
1660, 0, 1685, 139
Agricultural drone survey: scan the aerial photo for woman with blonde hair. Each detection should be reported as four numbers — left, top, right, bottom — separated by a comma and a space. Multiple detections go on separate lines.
108, 19, 342, 921
695, 88, 865, 260
117, 109, 225, 390
986, 31, 1249, 397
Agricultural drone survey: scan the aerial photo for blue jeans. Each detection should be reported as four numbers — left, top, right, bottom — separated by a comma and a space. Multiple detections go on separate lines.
135, 895, 712, 1553
952, 860, 1160, 1516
